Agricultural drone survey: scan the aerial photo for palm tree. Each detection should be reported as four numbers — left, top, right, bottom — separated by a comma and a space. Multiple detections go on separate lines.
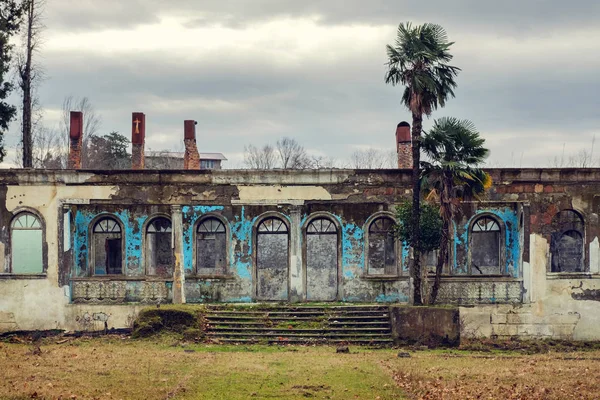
385, 23, 460, 304
420, 117, 491, 304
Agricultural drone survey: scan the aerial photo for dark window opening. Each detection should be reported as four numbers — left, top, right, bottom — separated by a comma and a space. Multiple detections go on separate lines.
471, 216, 501, 275
551, 210, 584, 273
93, 218, 122, 275
368, 217, 397, 275
196, 218, 227, 275
146, 217, 173, 277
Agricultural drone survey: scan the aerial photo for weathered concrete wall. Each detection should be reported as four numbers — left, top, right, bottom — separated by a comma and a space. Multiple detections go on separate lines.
1, 168, 600, 339
390, 305, 460, 346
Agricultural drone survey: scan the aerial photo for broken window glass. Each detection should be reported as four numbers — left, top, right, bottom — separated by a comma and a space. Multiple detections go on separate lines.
551, 210, 584, 272
471, 216, 501, 275
11, 212, 43, 274
93, 217, 122, 275
146, 217, 173, 277
368, 217, 397, 275
196, 217, 227, 275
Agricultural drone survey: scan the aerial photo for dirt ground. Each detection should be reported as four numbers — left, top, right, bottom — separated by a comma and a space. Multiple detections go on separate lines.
1, 335, 600, 399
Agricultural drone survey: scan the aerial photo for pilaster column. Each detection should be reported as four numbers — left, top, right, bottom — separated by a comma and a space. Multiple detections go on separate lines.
289, 206, 303, 302
171, 205, 186, 304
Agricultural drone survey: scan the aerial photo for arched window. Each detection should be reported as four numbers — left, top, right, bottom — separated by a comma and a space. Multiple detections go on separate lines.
256, 217, 289, 300
367, 216, 397, 275
92, 217, 122, 275
470, 216, 501, 275
146, 217, 173, 277
196, 217, 227, 275
551, 210, 584, 272
11, 212, 43, 274
306, 217, 338, 301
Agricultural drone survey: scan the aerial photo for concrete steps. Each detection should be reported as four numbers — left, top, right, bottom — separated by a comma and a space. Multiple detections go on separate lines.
204, 305, 393, 345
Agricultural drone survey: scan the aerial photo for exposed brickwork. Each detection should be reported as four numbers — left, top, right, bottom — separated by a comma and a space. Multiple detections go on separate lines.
131, 112, 145, 170
184, 120, 200, 170
396, 122, 412, 169
68, 111, 83, 169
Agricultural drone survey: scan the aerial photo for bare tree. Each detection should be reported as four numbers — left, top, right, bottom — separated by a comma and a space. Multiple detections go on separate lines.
310, 155, 340, 169
17, 0, 45, 168
243, 144, 276, 169
276, 137, 311, 169
349, 148, 397, 169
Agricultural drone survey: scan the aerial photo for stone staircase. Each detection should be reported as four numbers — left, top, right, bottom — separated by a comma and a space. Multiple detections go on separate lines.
204, 304, 393, 346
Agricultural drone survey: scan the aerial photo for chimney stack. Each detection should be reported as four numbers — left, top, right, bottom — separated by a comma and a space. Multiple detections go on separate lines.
132, 112, 146, 169
184, 120, 200, 169
396, 121, 412, 169
68, 111, 83, 169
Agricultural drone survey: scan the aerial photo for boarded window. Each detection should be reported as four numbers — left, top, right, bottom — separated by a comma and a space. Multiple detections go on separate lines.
196, 218, 227, 275
11, 212, 43, 274
551, 210, 584, 272
306, 218, 338, 301
93, 218, 122, 275
146, 217, 173, 276
368, 217, 397, 275
256, 217, 289, 301
471, 217, 501, 275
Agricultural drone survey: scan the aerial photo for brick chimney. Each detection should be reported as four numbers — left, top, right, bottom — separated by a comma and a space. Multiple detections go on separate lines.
184, 120, 200, 169
132, 112, 146, 169
68, 111, 83, 169
396, 121, 412, 169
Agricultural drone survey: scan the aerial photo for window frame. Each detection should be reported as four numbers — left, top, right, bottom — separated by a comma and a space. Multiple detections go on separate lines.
301, 213, 342, 301
549, 209, 586, 274
89, 215, 125, 276
6, 208, 47, 276
364, 212, 401, 278
468, 214, 505, 276
143, 215, 174, 277
193, 214, 230, 277
253, 212, 291, 300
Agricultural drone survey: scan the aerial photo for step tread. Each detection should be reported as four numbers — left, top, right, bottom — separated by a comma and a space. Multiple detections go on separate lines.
210, 338, 393, 343
208, 327, 391, 332
205, 315, 388, 320
206, 332, 391, 337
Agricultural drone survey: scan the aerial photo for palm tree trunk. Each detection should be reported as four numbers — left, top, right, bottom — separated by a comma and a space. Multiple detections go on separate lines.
430, 219, 448, 304
430, 170, 453, 304
411, 112, 423, 305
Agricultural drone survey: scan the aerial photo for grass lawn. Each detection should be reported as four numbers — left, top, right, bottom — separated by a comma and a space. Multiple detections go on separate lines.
1, 336, 600, 399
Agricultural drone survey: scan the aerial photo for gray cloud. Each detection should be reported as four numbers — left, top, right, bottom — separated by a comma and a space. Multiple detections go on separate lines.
3, 1, 599, 169
48, 0, 600, 34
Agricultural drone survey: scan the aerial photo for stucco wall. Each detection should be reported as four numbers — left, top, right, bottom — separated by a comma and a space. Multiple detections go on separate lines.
1, 168, 600, 339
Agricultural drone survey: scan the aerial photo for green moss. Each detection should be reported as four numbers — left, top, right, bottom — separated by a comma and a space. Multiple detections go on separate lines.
132, 306, 205, 338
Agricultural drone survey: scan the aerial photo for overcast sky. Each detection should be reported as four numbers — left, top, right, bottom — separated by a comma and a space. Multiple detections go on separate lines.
3, 0, 600, 168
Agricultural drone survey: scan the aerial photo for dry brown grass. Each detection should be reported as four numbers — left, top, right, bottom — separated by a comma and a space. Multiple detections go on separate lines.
3, 336, 600, 400
0, 336, 402, 400
386, 350, 600, 399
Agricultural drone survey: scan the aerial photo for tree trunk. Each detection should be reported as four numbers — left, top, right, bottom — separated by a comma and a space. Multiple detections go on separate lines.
411, 112, 423, 305
430, 170, 453, 304
21, 0, 34, 168
430, 219, 448, 304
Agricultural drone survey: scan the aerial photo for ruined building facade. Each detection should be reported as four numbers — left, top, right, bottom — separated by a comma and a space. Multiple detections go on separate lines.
1, 114, 599, 341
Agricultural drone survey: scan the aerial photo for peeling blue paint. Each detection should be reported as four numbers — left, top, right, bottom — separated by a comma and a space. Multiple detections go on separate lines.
461, 208, 520, 278
341, 222, 364, 279
376, 293, 406, 303
181, 206, 225, 274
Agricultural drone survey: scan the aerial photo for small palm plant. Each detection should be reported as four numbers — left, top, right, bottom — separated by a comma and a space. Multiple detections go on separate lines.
420, 117, 491, 304
385, 23, 460, 304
